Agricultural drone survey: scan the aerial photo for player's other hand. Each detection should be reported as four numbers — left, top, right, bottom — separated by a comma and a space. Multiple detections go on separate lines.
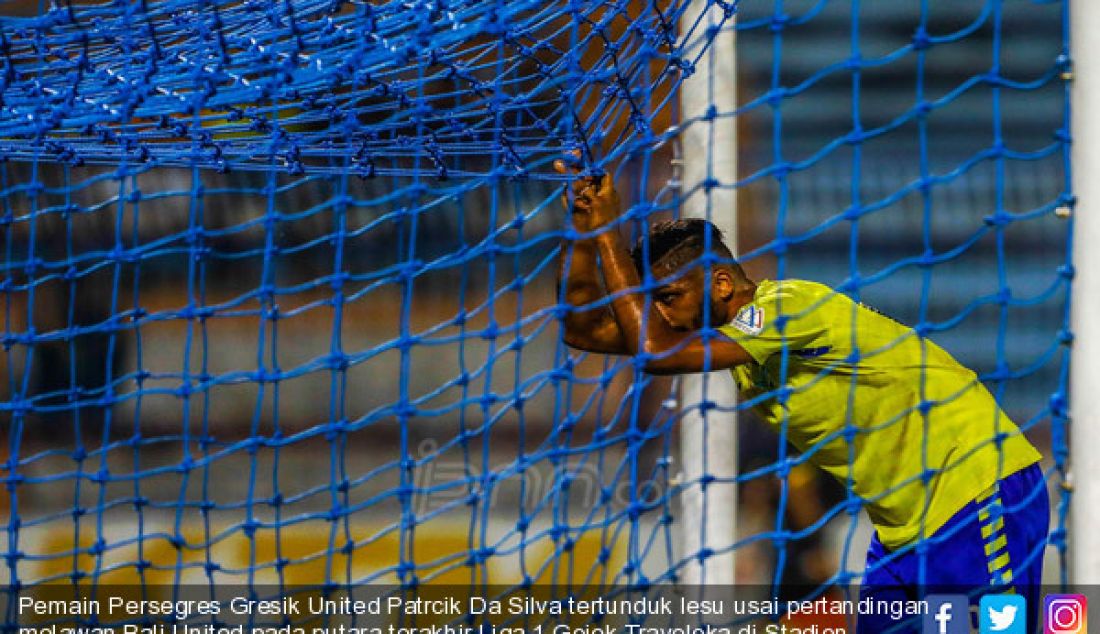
554, 155, 621, 234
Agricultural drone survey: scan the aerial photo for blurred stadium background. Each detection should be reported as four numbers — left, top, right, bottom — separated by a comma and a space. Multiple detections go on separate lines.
0, 0, 1069, 596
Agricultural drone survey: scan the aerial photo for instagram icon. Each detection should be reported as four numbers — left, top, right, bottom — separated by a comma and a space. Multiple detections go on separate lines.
1045, 595, 1088, 633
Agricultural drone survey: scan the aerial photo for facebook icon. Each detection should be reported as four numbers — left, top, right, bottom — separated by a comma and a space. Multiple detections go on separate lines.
924, 595, 971, 634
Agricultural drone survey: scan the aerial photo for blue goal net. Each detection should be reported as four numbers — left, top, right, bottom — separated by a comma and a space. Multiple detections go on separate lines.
0, 0, 1073, 629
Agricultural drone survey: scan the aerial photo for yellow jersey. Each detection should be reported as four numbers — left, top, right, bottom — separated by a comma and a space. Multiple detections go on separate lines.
717, 279, 1041, 550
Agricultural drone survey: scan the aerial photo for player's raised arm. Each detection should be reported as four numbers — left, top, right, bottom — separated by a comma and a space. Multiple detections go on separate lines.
554, 159, 628, 354
556, 162, 753, 375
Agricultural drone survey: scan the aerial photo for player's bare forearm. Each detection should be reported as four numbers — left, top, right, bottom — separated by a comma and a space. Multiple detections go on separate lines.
556, 236, 627, 354
592, 229, 648, 350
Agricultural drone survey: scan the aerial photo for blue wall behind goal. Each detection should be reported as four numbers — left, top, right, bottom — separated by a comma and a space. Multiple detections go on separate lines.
735, 0, 1068, 424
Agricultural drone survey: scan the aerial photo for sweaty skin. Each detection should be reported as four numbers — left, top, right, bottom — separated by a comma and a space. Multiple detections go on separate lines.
553, 160, 754, 374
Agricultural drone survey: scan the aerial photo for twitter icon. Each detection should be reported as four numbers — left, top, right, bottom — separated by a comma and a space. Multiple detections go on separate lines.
980, 594, 1027, 634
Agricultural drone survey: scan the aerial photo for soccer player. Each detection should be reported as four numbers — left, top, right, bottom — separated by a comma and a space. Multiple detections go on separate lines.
554, 162, 1049, 633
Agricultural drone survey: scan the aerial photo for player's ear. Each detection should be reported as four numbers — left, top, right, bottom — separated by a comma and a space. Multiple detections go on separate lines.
712, 268, 735, 302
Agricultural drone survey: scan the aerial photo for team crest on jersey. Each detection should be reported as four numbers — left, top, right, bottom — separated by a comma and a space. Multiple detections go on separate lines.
730, 304, 765, 335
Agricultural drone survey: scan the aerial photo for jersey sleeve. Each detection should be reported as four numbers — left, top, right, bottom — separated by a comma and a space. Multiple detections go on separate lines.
716, 283, 827, 365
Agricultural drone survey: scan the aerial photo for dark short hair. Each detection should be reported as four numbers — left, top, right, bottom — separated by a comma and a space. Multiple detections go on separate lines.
631, 218, 735, 275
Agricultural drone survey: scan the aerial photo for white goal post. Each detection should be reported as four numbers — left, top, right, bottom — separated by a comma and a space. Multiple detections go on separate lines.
678, 0, 739, 587
1069, 0, 1100, 586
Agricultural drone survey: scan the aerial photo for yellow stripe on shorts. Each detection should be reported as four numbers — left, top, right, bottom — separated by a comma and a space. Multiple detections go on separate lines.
977, 484, 1015, 586
981, 516, 1006, 540
984, 533, 1009, 558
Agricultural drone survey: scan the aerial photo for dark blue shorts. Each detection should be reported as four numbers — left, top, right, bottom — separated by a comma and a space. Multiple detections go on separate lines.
856, 463, 1050, 633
